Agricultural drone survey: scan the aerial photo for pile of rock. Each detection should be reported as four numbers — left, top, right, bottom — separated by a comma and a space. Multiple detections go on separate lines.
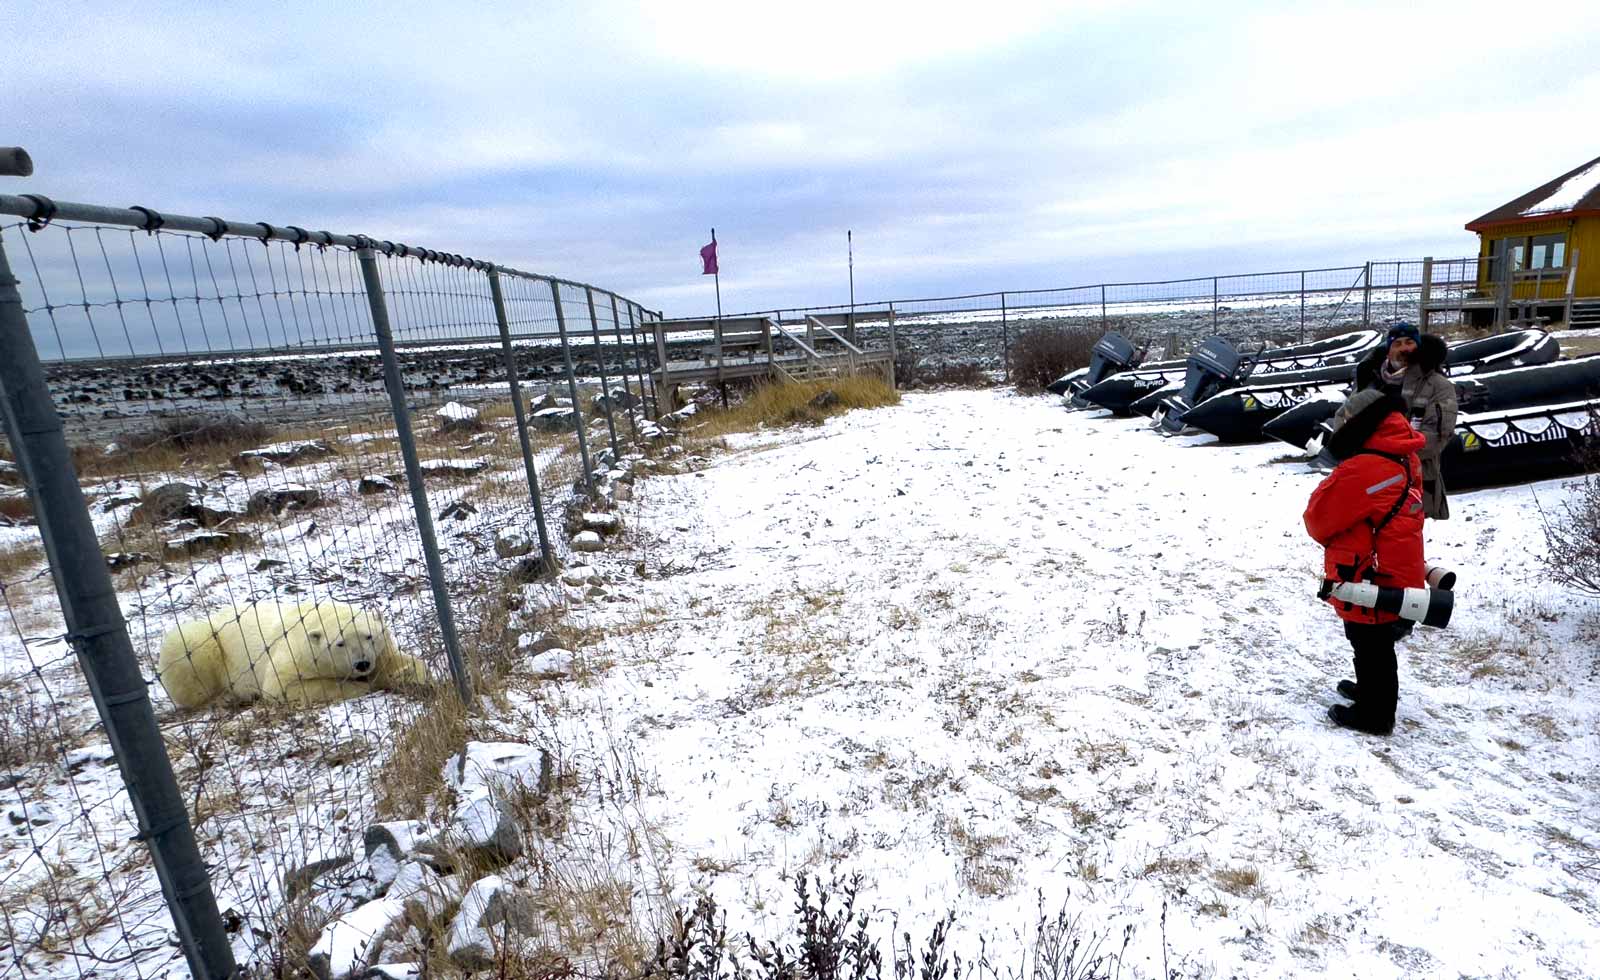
303, 742, 556, 979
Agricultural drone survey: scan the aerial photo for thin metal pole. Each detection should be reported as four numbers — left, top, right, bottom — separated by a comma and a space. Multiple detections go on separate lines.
1000, 292, 1010, 382
887, 303, 898, 388
847, 229, 856, 346
1362, 261, 1372, 327
1100, 284, 1107, 331
1418, 257, 1433, 331
1212, 276, 1219, 331
1299, 270, 1306, 344
607, 292, 640, 441
627, 302, 658, 421
356, 246, 472, 704
0, 232, 239, 980
487, 269, 555, 574
583, 286, 621, 460
549, 279, 596, 493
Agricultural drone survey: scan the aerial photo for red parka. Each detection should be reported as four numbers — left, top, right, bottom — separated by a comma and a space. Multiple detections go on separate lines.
1303, 413, 1427, 624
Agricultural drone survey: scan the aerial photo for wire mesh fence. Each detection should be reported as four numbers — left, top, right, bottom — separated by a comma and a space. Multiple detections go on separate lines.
0, 197, 660, 979
756, 259, 1499, 383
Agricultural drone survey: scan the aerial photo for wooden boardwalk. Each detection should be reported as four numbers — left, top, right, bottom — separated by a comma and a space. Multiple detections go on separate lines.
651, 313, 895, 410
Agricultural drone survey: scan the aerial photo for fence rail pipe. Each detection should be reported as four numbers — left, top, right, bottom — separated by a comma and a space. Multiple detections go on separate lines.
0, 232, 240, 980
606, 293, 641, 440
488, 269, 555, 574
356, 246, 472, 704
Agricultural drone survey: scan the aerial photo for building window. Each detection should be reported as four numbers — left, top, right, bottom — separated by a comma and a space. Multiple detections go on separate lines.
1491, 232, 1567, 280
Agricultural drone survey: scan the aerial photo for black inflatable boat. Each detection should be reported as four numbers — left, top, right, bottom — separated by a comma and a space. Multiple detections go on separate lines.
1263, 341, 1594, 451
1049, 332, 1145, 398
1147, 330, 1382, 431
1185, 329, 1560, 443
1078, 330, 1379, 416
1307, 395, 1600, 491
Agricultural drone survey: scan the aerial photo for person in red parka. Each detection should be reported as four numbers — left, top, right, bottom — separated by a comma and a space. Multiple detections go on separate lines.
1303, 388, 1427, 735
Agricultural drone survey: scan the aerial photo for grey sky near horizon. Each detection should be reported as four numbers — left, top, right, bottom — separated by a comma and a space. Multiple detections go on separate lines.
5, 0, 1599, 318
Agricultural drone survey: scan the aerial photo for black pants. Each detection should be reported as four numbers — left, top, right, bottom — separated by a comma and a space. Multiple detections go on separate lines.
1344, 620, 1403, 730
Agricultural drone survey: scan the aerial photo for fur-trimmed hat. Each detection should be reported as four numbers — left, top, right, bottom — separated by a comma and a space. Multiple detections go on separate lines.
1416, 333, 1448, 373
1325, 387, 1407, 460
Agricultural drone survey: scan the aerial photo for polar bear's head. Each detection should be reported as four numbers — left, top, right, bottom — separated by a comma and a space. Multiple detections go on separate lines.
302, 603, 396, 681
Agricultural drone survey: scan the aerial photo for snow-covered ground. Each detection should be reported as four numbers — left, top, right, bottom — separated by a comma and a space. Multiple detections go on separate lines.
556, 388, 1600, 978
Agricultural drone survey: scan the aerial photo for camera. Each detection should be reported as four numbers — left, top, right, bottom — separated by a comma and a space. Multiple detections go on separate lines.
1318, 578, 1454, 628
1425, 564, 1456, 590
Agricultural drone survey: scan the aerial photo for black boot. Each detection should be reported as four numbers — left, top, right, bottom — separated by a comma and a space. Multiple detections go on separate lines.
1337, 679, 1359, 701
1328, 703, 1392, 736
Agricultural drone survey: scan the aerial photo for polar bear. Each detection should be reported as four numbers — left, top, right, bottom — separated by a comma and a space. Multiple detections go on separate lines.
155, 600, 432, 708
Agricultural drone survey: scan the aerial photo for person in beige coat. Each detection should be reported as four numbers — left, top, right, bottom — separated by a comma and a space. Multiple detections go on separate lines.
1353, 323, 1457, 519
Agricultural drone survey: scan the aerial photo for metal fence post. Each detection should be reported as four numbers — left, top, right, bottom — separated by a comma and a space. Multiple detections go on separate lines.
605, 293, 641, 441
487, 269, 555, 574
1299, 270, 1306, 344
887, 303, 897, 388
549, 280, 596, 493
0, 232, 240, 980
1100, 284, 1108, 331
1000, 292, 1009, 382
1211, 276, 1219, 331
1418, 256, 1433, 330
583, 286, 621, 460
626, 302, 658, 421
356, 245, 472, 704
1362, 261, 1372, 326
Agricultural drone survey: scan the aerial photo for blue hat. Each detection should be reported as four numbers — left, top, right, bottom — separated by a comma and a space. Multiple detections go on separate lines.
1386, 321, 1420, 344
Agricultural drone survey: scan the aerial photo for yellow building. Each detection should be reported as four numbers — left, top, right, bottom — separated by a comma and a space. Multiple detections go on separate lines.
1464, 155, 1600, 327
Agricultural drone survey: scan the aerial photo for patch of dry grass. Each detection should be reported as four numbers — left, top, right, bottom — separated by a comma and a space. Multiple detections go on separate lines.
695, 374, 898, 436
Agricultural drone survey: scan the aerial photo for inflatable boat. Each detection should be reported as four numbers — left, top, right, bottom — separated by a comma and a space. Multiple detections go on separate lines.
1308, 395, 1600, 491
1149, 330, 1382, 432
1183, 329, 1560, 443
1263, 343, 1596, 451
1078, 330, 1379, 416
1048, 332, 1145, 398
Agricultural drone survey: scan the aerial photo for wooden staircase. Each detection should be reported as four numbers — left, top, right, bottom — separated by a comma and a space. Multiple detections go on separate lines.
1570, 300, 1600, 330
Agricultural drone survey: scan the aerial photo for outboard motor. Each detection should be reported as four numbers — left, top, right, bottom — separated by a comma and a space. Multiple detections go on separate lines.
1155, 337, 1243, 434
1062, 332, 1145, 404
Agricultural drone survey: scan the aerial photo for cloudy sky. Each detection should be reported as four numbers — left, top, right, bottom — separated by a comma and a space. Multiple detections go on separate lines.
6, 0, 1599, 317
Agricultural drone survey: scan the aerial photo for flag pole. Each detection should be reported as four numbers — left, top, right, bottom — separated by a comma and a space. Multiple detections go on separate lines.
712, 227, 727, 407
847, 229, 855, 344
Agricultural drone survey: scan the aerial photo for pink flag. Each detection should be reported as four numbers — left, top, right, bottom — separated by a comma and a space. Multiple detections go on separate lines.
700, 238, 718, 276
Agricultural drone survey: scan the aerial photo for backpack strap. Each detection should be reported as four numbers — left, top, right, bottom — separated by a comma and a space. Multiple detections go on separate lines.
1350, 449, 1414, 575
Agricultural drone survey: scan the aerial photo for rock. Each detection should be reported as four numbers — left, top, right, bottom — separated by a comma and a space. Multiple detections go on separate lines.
593, 387, 641, 412
516, 631, 561, 656
558, 566, 598, 588
0, 459, 21, 486
611, 482, 633, 503
580, 512, 621, 536
363, 821, 443, 890
449, 794, 522, 865
439, 501, 477, 522
495, 527, 535, 560
308, 862, 451, 980
809, 389, 842, 410
98, 492, 141, 512
525, 393, 556, 413
63, 743, 115, 772
356, 966, 420, 980
527, 649, 576, 677
359, 476, 397, 495
446, 876, 549, 971
434, 401, 482, 434
284, 854, 356, 902
508, 557, 554, 584
458, 431, 497, 450
5, 801, 61, 827
104, 551, 154, 571
446, 742, 550, 801
528, 407, 577, 433
247, 484, 322, 516
130, 483, 244, 527
419, 458, 489, 479
571, 530, 604, 553
163, 529, 252, 559
235, 439, 335, 466
254, 557, 289, 572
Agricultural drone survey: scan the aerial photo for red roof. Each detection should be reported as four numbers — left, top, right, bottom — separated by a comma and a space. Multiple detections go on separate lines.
1465, 154, 1600, 232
